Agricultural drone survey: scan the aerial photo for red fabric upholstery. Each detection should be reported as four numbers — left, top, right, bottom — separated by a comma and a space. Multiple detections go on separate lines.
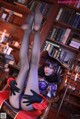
0, 91, 47, 119
0, 90, 9, 108
7, 77, 15, 86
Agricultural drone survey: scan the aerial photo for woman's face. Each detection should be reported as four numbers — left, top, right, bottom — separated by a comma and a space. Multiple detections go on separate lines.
44, 65, 55, 76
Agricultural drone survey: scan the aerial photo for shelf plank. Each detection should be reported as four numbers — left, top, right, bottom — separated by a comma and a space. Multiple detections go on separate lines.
54, 20, 80, 32
0, 1, 31, 15
47, 39, 79, 52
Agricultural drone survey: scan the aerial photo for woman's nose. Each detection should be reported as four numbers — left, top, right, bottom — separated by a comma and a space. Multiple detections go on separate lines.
46, 67, 49, 70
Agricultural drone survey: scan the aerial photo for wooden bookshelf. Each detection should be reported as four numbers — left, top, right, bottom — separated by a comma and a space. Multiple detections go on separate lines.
0, 1, 31, 15
47, 39, 79, 53
41, 0, 80, 117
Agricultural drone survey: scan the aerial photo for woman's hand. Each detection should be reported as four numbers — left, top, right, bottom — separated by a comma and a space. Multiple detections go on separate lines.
10, 80, 20, 96
23, 89, 43, 106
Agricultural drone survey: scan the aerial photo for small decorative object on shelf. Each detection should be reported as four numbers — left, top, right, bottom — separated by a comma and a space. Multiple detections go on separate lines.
3, 43, 13, 55
0, 7, 8, 21
6, 10, 14, 22
0, 30, 7, 43
74, 73, 78, 81
0, 30, 10, 43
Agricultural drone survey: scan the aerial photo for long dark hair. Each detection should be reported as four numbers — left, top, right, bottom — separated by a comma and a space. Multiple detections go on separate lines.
38, 58, 61, 85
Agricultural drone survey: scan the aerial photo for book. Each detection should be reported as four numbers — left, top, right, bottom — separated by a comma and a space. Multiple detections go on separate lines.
42, 3, 52, 17
71, 37, 80, 43
60, 29, 66, 43
50, 27, 57, 39
60, 51, 67, 63
48, 30, 53, 39
40, 2, 46, 13
74, 14, 80, 28
70, 40, 80, 46
58, 8, 66, 21
53, 49, 59, 58
62, 9, 70, 23
46, 43, 51, 51
67, 11, 76, 26
72, 12, 80, 28
56, 28, 65, 42
42, 41, 49, 51
56, 8, 63, 21
53, 28, 62, 41
65, 9, 75, 24
30, 1, 38, 11
61, 28, 71, 44
69, 42, 80, 49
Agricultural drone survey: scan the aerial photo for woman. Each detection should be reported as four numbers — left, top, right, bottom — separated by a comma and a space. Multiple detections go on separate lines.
0, 11, 63, 119
8, 11, 63, 110
38, 50, 63, 98
8, 11, 47, 111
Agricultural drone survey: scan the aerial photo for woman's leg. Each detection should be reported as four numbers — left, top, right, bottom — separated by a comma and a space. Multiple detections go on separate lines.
21, 11, 43, 111
9, 13, 34, 109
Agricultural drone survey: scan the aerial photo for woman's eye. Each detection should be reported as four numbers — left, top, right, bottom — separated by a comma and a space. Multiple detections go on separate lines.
49, 67, 53, 69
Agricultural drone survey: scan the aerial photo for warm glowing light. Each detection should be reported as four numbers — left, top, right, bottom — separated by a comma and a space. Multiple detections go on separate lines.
6, 43, 9, 46
74, 73, 78, 81
0, 29, 6, 42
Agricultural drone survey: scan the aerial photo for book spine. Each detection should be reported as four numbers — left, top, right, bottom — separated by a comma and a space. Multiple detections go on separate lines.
62, 28, 71, 44
56, 48, 62, 60
53, 48, 59, 58
40, 2, 46, 13
48, 30, 53, 39
60, 9, 68, 23
42, 41, 49, 51
70, 40, 80, 46
56, 8, 63, 21
67, 12, 76, 26
50, 28, 57, 39
30, 1, 38, 11
71, 38, 80, 43
72, 13, 80, 28
42, 3, 52, 17
56, 29, 64, 42
69, 43, 79, 49
60, 29, 66, 43
74, 15, 80, 28
60, 51, 67, 63
48, 44, 54, 54
46, 43, 51, 51
59, 9, 66, 22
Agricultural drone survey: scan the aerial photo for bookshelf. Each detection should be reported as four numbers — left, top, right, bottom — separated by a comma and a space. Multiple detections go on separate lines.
42, 0, 80, 70
0, 0, 56, 93
40, 0, 80, 117
0, 0, 55, 63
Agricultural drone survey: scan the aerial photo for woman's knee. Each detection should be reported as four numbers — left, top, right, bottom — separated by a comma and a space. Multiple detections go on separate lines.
20, 64, 29, 72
